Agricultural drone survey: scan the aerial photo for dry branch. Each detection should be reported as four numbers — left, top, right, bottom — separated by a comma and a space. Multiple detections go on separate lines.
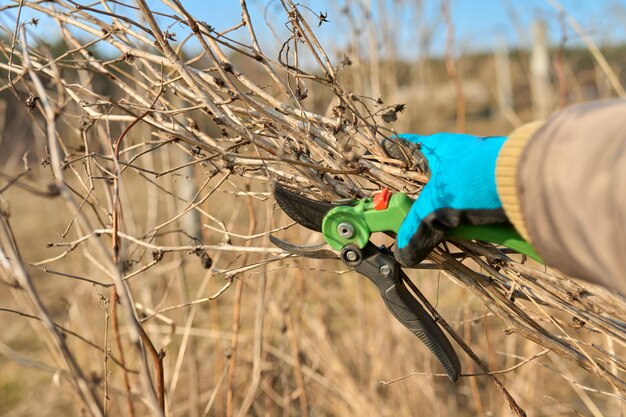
0, 1, 624, 416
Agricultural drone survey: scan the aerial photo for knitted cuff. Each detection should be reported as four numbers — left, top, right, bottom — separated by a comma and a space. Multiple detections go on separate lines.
495, 121, 544, 243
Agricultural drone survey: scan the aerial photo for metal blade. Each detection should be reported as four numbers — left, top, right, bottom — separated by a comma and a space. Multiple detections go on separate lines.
269, 235, 338, 259
273, 183, 335, 232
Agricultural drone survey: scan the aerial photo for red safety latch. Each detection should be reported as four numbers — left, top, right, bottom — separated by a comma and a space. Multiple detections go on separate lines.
373, 188, 391, 210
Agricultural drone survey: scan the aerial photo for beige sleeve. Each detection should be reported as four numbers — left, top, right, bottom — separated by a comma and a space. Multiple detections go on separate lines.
496, 100, 626, 293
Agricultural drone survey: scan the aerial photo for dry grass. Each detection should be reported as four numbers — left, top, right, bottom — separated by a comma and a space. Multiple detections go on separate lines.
0, 1, 625, 416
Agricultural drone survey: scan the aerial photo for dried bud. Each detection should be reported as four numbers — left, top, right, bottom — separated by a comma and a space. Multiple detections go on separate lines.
381, 104, 405, 123
152, 250, 164, 262
194, 248, 213, 269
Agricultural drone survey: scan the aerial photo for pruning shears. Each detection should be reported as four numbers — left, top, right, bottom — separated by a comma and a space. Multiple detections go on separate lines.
271, 183, 541, 382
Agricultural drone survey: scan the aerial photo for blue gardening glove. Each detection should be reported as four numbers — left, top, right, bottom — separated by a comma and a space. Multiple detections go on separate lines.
385, 133, 509, 267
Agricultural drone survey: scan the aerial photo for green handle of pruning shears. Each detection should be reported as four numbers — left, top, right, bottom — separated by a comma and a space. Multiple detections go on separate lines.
321, 192, 543, 263
447, 224, 542, 262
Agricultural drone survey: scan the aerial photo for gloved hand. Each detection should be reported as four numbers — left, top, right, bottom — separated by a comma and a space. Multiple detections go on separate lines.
383, 133, 509, 267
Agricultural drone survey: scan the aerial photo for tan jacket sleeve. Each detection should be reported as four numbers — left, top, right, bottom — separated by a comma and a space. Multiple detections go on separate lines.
496, 100, 626, 293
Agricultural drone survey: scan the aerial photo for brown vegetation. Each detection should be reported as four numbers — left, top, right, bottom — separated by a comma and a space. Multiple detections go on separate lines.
0, 1, 625, 416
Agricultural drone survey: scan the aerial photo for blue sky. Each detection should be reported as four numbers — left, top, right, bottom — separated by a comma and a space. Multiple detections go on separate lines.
179, 0, 626, 54
4, 0, 626, 57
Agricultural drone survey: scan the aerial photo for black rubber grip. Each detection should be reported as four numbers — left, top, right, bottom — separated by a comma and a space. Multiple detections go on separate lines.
380, 277, 461, 381
354, 244, 461, 381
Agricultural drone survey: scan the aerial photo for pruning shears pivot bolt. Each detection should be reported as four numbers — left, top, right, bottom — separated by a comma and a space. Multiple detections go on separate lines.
345, 251, 358, 262
337, 221, 355, 239
379, 264, 392, 276
340, 244, 362, 266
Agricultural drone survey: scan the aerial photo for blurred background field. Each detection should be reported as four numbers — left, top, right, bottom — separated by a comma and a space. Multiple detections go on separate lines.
1, 1, 626, 416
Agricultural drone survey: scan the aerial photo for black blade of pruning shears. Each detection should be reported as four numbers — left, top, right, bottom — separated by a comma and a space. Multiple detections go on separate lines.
269, 235, 338, 259
274, 183, 335, 232
272, 183, 462, 381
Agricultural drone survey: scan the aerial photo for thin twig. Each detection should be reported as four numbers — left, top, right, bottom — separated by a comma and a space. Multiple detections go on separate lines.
380, 349, 550, 384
